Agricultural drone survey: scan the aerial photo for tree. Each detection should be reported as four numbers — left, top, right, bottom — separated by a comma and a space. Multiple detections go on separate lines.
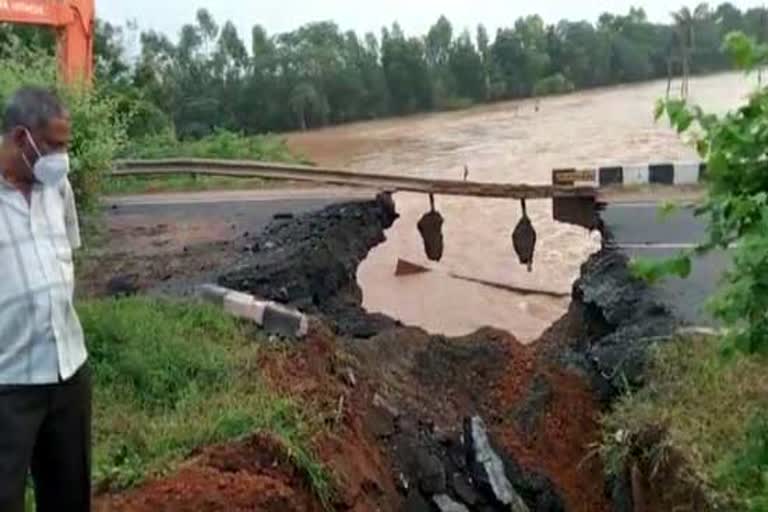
671, 4, 709, 98
477, 24, 491, 98
449, 30, 486, 101
426, 16, 455, 106
382, 25, 432, 113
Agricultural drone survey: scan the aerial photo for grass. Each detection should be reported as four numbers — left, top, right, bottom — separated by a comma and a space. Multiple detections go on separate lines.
121, 129, 304, 162
75, 297, 330, 502
601, 334, 768, 510
108, 129, 310, 195
104, 174, 276, 196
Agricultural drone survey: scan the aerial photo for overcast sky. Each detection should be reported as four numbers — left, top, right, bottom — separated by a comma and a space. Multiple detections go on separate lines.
100, 0, 768, 47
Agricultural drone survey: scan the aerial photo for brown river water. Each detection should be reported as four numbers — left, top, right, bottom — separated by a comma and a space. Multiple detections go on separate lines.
287, 73, 755, 341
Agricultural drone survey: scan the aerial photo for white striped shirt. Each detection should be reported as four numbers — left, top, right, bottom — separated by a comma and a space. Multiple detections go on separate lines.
0, 176, 86, 384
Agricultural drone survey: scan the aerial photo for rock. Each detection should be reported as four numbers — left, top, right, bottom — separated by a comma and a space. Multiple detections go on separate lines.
451, 472, 480, 506
219, 194, 398, 337
512, 202, 537, 272
372, 393, 400, 419
572, 248, 677, 400
404, 489, 432, 512
418, 210, 445, 262
433, 494, 470, 512
500, 454, 565, 512
464, 417, 529, 512
416, 449, 447, 495
273, 212, 294, 220
107, 274, 140, 297
341, 368, 357, 387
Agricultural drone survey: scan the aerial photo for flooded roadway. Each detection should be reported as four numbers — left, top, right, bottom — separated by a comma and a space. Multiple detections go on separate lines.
287, 72, 754, 342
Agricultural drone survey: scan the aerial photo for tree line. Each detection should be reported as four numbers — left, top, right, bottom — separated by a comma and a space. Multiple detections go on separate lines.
3, 3, 767, 139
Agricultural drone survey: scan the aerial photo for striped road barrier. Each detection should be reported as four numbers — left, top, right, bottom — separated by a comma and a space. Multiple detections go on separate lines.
553, 162, 706, 187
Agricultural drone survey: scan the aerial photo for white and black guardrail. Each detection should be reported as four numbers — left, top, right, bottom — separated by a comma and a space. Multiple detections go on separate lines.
198, 284, 309, 338
553, 162, 706, 187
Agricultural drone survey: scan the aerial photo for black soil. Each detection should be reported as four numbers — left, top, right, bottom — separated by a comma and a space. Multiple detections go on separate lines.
219, 192, 399, 337
212, 196, 678, 512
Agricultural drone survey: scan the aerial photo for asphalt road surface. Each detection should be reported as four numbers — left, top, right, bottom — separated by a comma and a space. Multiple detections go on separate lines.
107, 188, 375, 232
602, 202, 727, 326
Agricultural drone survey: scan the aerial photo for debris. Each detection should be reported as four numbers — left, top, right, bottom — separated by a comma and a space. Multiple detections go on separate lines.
198, 284, 309, 338
412, 446, 446, 495
433, 494, 470, 512
404, 489, 432, 512
512, 199, 537, 272
335, 395, 345, 425
418, 213, 444, 262
465, 416, 530, 512
107, 274, 140, 297
451, 473, 480, 506
341, 368, 357, 387
395, 258, 431, 277
372, 393, 401, 419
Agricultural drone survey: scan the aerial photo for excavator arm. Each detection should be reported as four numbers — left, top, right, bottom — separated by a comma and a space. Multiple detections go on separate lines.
0, 0, 94, 83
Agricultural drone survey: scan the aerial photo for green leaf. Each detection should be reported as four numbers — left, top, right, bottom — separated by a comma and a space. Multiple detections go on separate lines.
654, 99, 665, 121
667, 255, 692, 279
657, 201, 681, 221
696, 139, 709, 157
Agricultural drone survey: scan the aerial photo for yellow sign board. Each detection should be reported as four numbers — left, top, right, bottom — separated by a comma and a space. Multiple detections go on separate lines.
553, 169, 597, 185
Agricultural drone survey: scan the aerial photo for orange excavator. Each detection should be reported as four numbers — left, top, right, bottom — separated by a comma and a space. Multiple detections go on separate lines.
0, 0, 94, 83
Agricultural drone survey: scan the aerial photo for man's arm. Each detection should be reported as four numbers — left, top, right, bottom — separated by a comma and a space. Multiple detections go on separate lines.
62, 179, 81, 250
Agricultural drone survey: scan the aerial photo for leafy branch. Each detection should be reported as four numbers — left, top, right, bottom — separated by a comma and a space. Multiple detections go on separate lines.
633, 31, 768, 353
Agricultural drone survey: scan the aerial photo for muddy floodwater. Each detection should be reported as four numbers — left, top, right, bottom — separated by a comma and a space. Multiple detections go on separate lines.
287, 72, 755, 341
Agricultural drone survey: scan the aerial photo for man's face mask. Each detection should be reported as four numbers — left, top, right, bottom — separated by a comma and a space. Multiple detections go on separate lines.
22, 129, 70, 186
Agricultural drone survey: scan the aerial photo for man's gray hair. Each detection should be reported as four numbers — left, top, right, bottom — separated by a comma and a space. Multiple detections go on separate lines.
2, 86, 66, 135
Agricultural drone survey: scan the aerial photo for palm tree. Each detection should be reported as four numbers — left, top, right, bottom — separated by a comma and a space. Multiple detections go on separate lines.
671, 4, 709, 99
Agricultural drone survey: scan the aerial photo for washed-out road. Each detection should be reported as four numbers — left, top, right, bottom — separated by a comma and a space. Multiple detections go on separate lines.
105, 187, 725, 332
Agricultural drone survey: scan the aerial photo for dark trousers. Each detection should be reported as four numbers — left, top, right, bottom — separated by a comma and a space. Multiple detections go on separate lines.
0, 365, 91, 512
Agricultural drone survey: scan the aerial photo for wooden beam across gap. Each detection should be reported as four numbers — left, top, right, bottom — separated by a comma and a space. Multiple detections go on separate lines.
113, 158, 597, 200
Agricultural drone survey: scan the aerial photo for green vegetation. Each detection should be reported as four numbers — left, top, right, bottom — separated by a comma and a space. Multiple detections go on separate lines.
602, 335, 768, 509
4, 3, 768, 139
107, 130, 304, 194
79, 297, 329, 501
533, 74, 576, 97
610, 32, 768, 510
121, 129, 301, 161
635, 32, 768, 354
104, 174, 271, 196
0, 41, 127, 211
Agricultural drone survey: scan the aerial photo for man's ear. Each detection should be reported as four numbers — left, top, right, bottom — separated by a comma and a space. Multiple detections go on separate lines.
9, 126, 27, 147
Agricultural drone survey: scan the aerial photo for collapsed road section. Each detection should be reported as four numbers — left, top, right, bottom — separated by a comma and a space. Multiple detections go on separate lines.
94, 191, 682, 511
164, 193, 674, 512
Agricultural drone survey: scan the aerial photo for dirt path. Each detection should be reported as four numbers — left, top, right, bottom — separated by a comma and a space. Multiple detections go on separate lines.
287, 72, 753, 341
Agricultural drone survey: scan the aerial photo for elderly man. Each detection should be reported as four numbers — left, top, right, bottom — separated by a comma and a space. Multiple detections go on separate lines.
0, 87, 90, 512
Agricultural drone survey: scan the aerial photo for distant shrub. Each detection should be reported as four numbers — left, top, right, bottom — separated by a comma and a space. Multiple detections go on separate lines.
122, 128, 301, 163
533, 73, 575, 96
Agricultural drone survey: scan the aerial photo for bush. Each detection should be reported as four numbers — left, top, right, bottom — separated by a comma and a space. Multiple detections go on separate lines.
640, 33, 768, 354
121, 128, 302, 163
533, 73, 575, 96
0, 41, 127, 212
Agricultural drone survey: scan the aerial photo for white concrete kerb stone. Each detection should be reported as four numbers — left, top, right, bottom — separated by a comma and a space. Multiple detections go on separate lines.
198, 284, 309, 338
